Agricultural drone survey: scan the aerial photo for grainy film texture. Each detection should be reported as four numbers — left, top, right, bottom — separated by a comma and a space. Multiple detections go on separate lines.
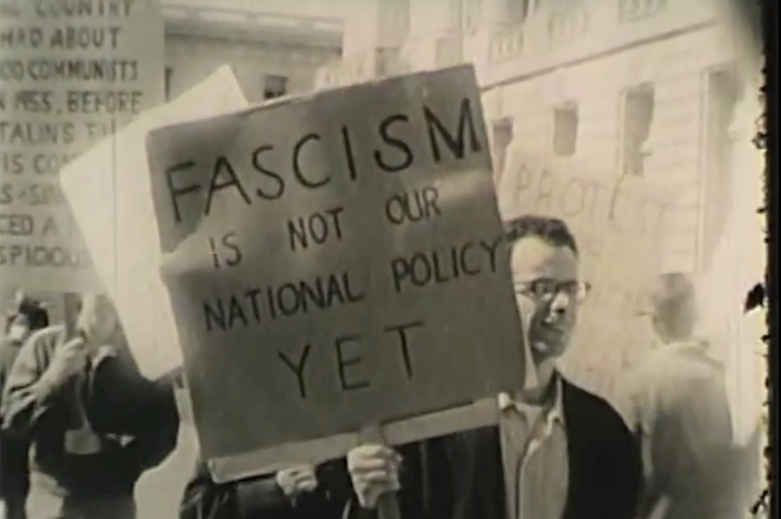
0, 1, 767, 519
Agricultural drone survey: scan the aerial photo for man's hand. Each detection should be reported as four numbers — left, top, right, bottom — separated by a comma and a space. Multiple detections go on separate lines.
347, 444, 402, 509
275, 465, 318, 498
43, 336, 88, 387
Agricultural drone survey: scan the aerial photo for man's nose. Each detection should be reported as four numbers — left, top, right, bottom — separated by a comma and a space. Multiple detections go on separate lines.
549, 291, 572, 315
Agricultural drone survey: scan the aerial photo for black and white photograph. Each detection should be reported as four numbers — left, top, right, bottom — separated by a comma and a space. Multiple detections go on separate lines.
0, 1, 769, 519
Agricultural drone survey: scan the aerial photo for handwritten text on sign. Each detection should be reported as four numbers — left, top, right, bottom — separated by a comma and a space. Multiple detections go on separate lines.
498, 150, 673, 400
0, 0, 163, 291
147, 66, 524, 471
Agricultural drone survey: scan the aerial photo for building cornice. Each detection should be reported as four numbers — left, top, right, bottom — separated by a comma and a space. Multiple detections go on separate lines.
162, 3, 343, 49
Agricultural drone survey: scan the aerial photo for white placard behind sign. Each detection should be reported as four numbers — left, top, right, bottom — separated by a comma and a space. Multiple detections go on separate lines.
497, 147, 675, 401
0, 0, 164, 293
60, 66, 249, 380
146, 65, 525, 482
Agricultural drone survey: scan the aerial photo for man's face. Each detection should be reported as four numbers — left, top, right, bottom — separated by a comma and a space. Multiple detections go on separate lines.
7, 315, 31, 343
510, 236, 580, 362
76, 296, 119, 347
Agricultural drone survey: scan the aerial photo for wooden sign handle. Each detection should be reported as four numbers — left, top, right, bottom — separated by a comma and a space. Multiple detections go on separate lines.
359, 425, 402, 519
62, 293, 102, 455
62, 292, 81, 337
376, 493, 402, 519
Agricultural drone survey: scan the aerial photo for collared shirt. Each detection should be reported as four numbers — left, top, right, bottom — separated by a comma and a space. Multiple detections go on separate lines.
498, 375, 568, 519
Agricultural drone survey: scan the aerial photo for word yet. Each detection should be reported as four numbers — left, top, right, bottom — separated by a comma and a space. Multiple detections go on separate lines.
162, 98, 483, 225
277, 320, 424, 398
389, 238, 503, 293
203, 270, 366, 332
288, 206, 345, 252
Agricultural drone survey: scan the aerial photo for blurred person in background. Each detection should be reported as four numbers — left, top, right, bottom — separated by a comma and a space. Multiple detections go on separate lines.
1, 293, 180, 519
0, 296, 50, 519
619, 272, 743, 519
180, 459, 351, 519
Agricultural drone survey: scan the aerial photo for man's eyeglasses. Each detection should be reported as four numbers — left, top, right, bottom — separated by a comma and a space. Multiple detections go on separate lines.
514, 278, 591, 303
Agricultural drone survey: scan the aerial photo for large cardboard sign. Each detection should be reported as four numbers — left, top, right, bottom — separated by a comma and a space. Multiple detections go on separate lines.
497, 148, 674, 400
60, 66, 249, 380
146, 65, 525, 482
0, 0, 163, 292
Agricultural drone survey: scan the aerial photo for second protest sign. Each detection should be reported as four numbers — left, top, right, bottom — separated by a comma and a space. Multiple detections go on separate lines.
146, 65, 524, 482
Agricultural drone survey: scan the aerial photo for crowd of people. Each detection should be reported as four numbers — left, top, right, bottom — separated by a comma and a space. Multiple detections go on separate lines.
0, 215, 761, 519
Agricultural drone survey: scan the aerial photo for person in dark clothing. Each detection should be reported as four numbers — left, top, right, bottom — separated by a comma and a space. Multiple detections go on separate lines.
181, 459, 352, 519
1, 293, 180, 519
180, 215, 642, 519
345, 215, 643, 519
0, 298, 50, 519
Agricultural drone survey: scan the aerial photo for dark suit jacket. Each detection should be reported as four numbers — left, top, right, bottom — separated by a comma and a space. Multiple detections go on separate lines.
181, 459, 351, 519
182, 378, 641, 519
348, 379, 642, 519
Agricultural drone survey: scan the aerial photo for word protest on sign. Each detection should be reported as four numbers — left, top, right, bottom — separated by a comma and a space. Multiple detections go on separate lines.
60, 66, 249, 380
146, 65, 525, 482
497, 148, 675, 401
0, 0, 163, 292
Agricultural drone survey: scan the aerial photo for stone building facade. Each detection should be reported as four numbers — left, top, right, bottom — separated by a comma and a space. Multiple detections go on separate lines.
315, 0, 749, 275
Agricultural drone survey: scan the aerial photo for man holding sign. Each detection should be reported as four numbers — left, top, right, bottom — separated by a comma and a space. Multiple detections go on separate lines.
145, 66, 640, 519
345, 216, 641, 519
179, 216, 641, 519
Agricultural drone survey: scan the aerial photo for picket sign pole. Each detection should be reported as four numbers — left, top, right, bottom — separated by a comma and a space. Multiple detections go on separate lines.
62, 293, 80, 336
359, 425, 402, 519
62, 293, 102, 455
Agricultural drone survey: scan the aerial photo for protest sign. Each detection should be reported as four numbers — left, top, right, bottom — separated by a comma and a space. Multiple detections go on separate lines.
497, 148, 674, 401
60, 66, 249, 380
146, 65, 525, 482
0, 0, 163, 293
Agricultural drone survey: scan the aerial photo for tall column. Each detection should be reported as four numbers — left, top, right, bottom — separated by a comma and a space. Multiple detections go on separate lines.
342, 0, 409, 57
317, 0, 409, 87
464, 0, 526, 76
401, 0, 462, 72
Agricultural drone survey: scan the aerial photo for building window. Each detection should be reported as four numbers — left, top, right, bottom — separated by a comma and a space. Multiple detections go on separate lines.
512, 0, 533, 22
263, 75, 288, 100
492, 118, 514, 182
552, 103, 578, 157
459, 0, 482, 32
701, 66, 740, 270
621, 85, 655, 176
619, 0, 667, 22
164, 66, 173, 101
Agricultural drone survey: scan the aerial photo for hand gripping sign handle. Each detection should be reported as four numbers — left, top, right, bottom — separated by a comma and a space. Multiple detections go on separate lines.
359, 425, 402, 519
62, 293, 103, 455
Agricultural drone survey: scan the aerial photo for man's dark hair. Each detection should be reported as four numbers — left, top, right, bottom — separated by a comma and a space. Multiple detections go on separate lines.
4, 298, 49, 333
502, 215, 579, 256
